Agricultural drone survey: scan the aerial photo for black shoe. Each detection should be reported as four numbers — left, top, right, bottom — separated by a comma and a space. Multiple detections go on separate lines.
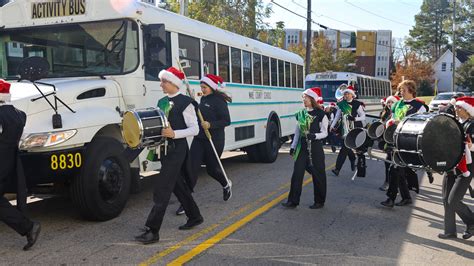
331, 146, 336, 153
23, 221, 41, 251
135, 227, 160, 244
438, 233, 457, 239
176, 205, 185, 216
350, 160, 356, 171
462, 225, 474, 240
378, 182, 389, 191
395, 199, 412, 206
331, 169, 340, 176
223, 183, 232, 201
380, 198, 394, 208
179, 216, 204, 230
309, 203, 324, 209
281, 201, 298, 208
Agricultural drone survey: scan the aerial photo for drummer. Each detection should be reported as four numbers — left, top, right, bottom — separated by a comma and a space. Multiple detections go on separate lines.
379, 95, 399, 191
381, 80, 426, 208
438, 96, 474, 240
134, 67, 203, 245
175, 74, 232, 216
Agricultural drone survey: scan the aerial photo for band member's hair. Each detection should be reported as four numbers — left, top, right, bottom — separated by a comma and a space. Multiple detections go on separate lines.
201, 82, 232, 103
397, 80, 417, 97
308, 97, 323, 110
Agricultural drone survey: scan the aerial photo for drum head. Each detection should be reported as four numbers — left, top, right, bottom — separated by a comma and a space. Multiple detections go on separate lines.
420, 114, 464, 172
367, 121, 384, 139
383, 124, 397, 144
345, 128, 368, 150
122, 111, 141, 148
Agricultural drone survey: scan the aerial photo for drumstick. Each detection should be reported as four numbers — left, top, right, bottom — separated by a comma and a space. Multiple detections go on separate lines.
175, 58, 232, 187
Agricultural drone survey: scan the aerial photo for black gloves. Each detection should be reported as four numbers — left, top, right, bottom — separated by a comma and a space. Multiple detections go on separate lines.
347, 115, 356, 121
289, 148, 295, 156
306, 133, 316, 141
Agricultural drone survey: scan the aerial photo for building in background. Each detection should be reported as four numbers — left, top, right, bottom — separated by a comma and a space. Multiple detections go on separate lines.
284, 28, 391, 80
375, 30, 392, 80
433, 49, 473, 92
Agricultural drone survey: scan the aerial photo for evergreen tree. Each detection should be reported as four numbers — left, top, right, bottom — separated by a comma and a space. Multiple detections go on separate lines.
456, 55, 474, 91
407, 0, 450, 60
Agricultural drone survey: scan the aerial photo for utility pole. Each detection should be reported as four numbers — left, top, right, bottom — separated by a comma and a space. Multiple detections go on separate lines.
180, 0, 188, 16
452, 0, 456, 92
305, 0, 311, 75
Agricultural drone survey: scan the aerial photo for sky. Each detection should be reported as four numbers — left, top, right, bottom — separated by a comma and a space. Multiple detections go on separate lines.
263, 0, 424, 39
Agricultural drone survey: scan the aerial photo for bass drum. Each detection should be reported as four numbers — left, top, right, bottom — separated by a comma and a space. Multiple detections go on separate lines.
394, 113, 464, 173
121, 108, 168, 149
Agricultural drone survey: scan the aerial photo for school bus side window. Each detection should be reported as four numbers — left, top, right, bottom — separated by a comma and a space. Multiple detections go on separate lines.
262, 56, 270, 86
231, 48, 241, 83
271, 58, 278, 86
218, 44, 230, 82
242, 51, 252, 84
202, 39, 216, 75
178, 34, 201, 80
144, 31, 171, 81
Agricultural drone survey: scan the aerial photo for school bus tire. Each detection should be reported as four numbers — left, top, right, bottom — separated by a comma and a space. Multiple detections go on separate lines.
245, 144, 261, 163
257, 120, 280, 163
71, 137, 131, 221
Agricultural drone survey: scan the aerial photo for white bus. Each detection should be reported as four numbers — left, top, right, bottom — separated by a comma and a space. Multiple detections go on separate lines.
305, 72, 392, 103
0, 0, 304, 220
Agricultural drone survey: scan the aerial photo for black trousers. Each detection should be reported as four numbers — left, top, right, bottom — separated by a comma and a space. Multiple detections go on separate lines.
386, 166, 411, 201
0, 146, 32, 236
288, 140, 327, 205
384, 153, 392, 184
442, 171, 474, 234
335, 142, 355, 171
189, 137, 227, 189
145, 142, 201, 232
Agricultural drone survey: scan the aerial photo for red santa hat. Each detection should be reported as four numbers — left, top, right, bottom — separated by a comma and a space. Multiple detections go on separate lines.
201, 74, 225, 90
158, 67, 185, 89
342, 85, 356, 97
386, 95, 400, 104
455, 96, 474, 117
381, 97, 387, 105
0, 79, 11, 103
303, 87, 323, 103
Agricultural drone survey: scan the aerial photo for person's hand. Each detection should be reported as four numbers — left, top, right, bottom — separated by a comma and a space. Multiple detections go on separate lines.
289, 148, 295, 156
347, 115, 355, 121
201, 121, 211, 130
306, 133, 316, 141
162, 127, 175, 138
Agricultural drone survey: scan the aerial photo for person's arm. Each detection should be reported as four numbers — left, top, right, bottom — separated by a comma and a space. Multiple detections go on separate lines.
355, 105, 366, 122
315, 115, 329, 140
290, 125, 300, 149
330, 108, 341, 129
209, 100, 231, 129
173, 104, 199, 139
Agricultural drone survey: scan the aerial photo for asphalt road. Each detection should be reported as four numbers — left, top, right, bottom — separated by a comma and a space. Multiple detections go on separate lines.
1, 145, 473, 265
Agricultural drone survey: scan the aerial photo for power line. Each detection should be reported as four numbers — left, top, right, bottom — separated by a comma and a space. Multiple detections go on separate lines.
344, 0, 412, 27
290, 0, 363, 30
271, 0, 401, 51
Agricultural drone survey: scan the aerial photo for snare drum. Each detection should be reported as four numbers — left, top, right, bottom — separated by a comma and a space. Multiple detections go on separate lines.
394, 113, 464, 172
121, 108, 168, 149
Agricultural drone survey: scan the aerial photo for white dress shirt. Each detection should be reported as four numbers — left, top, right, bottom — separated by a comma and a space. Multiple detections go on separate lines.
330, 100, 366, 129
291, 109, 329, 149
167, 91, 199, 139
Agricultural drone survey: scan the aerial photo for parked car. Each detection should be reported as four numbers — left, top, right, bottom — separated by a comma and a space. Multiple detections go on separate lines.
428, 92, 466, 112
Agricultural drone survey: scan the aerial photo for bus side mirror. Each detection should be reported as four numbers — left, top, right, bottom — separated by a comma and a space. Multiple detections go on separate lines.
143, 24, 167, 68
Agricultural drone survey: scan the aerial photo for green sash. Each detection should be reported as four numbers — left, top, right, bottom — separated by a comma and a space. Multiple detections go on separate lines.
391, 100, 409, 121
337, 100, 352, 115
293, 109, 315, 160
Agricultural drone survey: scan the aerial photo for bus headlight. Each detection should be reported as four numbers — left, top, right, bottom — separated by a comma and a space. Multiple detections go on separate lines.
20, 130, 77, 149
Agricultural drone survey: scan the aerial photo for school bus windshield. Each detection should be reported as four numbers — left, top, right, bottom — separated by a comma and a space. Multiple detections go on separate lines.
0, 19, 139, 79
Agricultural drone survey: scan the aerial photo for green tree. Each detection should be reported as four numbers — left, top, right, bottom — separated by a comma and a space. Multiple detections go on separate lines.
166, 0, 271, 39
418, 79, 434, 96
456, 55, 474, 91
407, 0, 450, 60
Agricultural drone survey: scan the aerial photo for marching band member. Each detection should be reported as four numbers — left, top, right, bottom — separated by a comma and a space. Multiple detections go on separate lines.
379, 95, 399, 191
135, 67, 203, 245
282, 87, 328, 209
175, 74, 232, 216
381, 80, 426, 208
438, 96, 474, 240
330, 85, 366, 176
0, 79, 41, 250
